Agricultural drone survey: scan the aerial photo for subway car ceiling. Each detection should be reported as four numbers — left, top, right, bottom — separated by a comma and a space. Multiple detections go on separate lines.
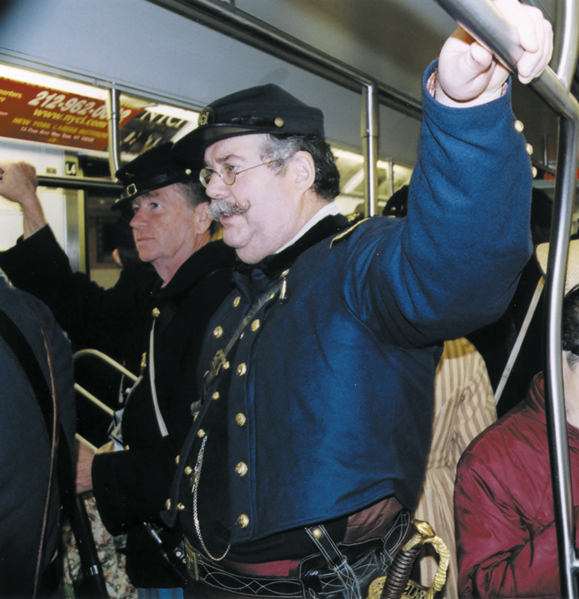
0, 0, 565, 185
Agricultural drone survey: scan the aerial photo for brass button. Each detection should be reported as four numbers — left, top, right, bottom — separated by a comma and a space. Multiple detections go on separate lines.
212, 392, 220, 400
235, 462, 248, 477
124, 445, 130, 451
237, 514, 250, 528
233, 296, 241, 307
165, 499, 171, 510
223, 361, 230, 370
514, 119, 524, 133
197, 429, 206, 438
184, 466, 193, 475
175, 455, 180, 465
152, 307, 160, 318
236, 413, 247, 427
177, 503, 185, 511
525, 143, 533, 156
312, 527, 323, 539
251, 319, 260, 332
274, 117, 284, 128
236, 363, 247, 376
213, 326, 223, 338
531, 166, 538, 178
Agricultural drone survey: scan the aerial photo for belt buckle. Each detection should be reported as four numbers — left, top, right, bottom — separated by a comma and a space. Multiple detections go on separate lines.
184, 537, 200, 581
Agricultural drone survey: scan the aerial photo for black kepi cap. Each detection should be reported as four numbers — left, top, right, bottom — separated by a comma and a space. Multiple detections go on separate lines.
112, 142, 196, 210
172, 84, 325, 161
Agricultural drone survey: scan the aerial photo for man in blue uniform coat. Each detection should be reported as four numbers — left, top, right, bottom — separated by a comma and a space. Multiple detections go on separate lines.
163, 2, 553, 597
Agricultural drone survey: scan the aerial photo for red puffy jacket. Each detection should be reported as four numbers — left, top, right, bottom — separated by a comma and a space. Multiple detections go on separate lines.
455, 373, 579, 598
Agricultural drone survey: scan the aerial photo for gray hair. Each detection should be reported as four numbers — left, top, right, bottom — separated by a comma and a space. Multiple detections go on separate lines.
258, 133, 340, 201
173, 181, 207, 209
173, 180, 218, 235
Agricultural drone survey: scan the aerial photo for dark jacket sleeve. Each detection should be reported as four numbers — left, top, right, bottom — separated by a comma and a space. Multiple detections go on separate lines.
0, 225, 154, 360
91, 433, 180, 534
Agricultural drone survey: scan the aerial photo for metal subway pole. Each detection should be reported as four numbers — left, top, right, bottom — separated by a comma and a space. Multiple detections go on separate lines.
434, 0, 579, 595
545, 111, 579, 598
551, 0, 579, 88
362, 83, 379, 216
106, 88, 121, 178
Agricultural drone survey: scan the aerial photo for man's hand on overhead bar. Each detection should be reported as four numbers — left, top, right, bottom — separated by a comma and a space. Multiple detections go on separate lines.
435, 0, 553, 108
0, 162, 47, 239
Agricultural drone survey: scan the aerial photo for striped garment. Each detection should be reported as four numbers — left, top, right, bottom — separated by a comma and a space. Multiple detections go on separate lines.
414, 338, 497, 599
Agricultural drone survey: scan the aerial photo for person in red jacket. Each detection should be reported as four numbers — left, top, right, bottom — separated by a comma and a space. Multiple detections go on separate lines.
454, 283, 579, 599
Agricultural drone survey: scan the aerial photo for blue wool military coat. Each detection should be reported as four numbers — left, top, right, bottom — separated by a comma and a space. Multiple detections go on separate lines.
165, 60, 533, 561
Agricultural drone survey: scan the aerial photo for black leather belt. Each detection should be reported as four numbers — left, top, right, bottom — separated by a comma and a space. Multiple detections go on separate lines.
184, 537, 303, 597
184, 510, 410, 599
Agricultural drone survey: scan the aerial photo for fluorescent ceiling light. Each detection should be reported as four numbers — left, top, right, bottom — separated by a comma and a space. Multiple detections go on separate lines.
342, 169, 364, 194
0, 64, 107, 100
333, 148, 396, 171
144, 104, 198, 122
333, 148, 364, 163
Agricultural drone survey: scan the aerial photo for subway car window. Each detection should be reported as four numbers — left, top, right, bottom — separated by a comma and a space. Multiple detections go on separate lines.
0, 65, 415, 287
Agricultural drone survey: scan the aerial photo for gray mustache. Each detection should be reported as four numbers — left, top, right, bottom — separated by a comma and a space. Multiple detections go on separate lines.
210, 199, 249, 221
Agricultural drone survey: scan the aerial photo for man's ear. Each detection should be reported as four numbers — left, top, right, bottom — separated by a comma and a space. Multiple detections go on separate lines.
194, 201, 212, 234
290, 151, 316, 192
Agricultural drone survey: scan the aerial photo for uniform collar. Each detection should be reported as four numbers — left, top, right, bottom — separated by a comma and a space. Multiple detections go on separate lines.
234, 213, 349, 297
156, 240, 237, 302
274, 202, 341, 254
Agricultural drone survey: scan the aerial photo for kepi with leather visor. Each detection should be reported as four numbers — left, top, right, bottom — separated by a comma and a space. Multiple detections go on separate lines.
112, 142, 196, 211
172, 84, 325, 161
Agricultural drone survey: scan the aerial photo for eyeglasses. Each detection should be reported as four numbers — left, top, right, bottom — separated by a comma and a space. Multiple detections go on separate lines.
199, 161, 274, 188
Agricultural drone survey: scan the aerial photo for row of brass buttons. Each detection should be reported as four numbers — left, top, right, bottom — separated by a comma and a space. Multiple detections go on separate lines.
209, 288, 282, 532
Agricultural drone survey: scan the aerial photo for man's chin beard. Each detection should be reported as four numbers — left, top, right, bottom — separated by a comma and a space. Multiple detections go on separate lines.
210, 199, 250, 221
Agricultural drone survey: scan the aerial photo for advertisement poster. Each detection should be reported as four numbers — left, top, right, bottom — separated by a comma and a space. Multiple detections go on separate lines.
0, 78, 194, 154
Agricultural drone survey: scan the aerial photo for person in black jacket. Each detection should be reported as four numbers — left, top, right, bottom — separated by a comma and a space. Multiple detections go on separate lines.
0, 274, 75, 599
0, 143, 237, 598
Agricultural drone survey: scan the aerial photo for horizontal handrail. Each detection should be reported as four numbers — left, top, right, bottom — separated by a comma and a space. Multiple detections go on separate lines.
73, 348, 139, 417
37, 174, 123, 192
73, 348, 138, 381
74, 383, 115, 417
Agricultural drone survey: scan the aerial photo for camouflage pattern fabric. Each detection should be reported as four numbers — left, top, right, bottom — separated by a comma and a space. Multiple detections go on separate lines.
63, 494, 137, 599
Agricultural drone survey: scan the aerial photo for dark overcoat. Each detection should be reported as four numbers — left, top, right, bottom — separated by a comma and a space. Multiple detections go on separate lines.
0, 276, 75, 597
0, 231, 237, 587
